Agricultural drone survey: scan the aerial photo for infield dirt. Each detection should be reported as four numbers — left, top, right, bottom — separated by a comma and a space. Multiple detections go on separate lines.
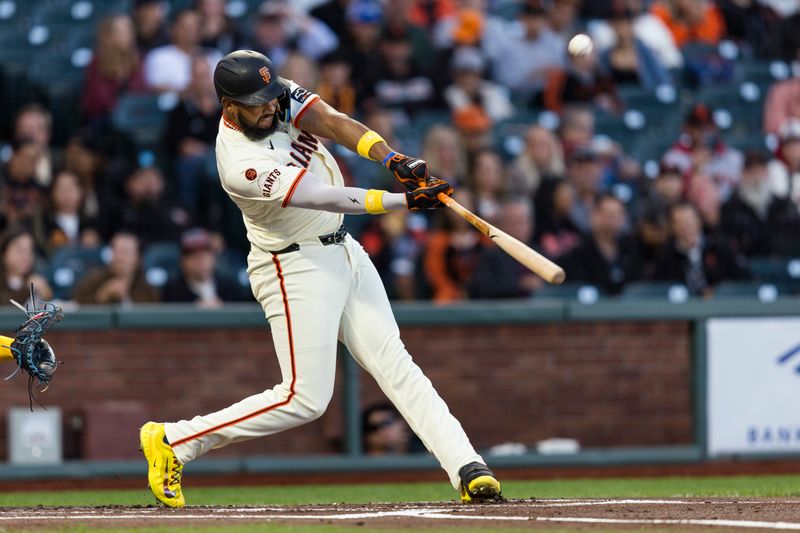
3, 498, 800, 531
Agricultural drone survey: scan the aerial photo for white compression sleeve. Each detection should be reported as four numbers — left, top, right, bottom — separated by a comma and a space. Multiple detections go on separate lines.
287, 171, 406, 213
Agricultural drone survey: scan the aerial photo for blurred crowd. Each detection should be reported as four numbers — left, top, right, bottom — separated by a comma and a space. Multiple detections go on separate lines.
0, 0, 799, 306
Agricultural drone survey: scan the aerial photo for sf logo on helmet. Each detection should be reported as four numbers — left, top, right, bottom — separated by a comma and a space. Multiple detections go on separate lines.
259, 66, 271, 84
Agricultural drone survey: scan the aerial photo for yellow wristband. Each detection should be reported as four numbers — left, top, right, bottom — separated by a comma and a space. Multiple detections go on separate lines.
365, 189, 389, 214
356, 130, 385, 160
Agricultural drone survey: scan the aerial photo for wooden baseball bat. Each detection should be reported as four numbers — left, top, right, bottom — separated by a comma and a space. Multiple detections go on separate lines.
437, 193, 566, 285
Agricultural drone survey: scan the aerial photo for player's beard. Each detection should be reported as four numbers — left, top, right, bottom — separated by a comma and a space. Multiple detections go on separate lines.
239, 113, 279, 141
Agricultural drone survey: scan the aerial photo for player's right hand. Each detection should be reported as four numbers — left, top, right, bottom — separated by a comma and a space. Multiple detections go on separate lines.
405, 178, 453, 210
386, 152, 431, 191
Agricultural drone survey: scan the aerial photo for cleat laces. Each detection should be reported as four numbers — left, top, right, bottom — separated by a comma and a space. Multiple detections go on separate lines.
163, 457, 183, 498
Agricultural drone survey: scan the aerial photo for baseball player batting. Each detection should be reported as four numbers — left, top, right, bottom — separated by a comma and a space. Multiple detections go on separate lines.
139, 50, 502, 507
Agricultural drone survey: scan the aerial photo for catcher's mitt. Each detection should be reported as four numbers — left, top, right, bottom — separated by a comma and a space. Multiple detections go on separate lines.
4, 285, 63, 409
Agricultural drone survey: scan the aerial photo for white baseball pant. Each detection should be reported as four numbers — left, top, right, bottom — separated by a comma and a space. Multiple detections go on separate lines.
164, 235, 484, 489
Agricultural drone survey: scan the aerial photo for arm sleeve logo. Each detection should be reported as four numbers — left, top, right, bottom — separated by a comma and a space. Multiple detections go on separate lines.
291, 86, 312, 104
245, 168, 257, 181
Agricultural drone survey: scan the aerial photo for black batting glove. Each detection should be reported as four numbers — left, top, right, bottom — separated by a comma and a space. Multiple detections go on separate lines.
405, 178, 454, 210
385, 152, 431, 191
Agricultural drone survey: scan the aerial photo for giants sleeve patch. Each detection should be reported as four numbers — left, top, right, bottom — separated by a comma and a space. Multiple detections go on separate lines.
245, 168, 257, 181
291, 86, 312, 104
256, 168, 282, 198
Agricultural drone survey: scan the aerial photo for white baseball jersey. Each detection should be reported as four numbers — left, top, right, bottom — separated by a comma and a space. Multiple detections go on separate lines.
164, 82, 485, 491
215, 80, 344, 253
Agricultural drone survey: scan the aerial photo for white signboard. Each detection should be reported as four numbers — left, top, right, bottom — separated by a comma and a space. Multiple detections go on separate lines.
707, 317, 800, 456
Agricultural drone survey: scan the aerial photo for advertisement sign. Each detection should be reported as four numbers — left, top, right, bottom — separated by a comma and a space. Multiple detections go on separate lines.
707, 317, 800, 456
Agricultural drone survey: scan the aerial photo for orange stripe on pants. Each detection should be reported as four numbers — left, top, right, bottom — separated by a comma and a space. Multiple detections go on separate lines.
169, 255, 297, 448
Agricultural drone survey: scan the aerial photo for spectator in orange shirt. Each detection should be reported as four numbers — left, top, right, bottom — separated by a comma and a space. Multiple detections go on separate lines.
422, 190, 483, 302
651, 0, 726, 47
316, 50, 357, 116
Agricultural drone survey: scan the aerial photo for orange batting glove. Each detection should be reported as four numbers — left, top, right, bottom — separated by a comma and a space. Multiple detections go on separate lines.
405, 178, 453, 210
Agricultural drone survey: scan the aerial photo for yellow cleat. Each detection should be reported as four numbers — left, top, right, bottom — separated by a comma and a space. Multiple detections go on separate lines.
139, 422, 185, 508
458, 462, 503, 503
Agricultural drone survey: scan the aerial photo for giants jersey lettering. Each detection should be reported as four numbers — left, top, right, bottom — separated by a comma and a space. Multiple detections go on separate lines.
215, 80, 344, 258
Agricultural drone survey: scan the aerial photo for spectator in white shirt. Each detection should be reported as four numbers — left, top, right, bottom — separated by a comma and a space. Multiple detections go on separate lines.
443, 47, 513, 123
482, 1, 566, 98
248, 0, 338, 70
143, 8, 222, 93
589, 0, 683, 69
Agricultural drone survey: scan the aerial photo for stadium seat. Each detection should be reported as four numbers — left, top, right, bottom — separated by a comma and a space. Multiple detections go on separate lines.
535, 283, 603, 304
215, 249, 247, 281
46, 246, 105, 300
738, 58, 791, 86
492, 111, 540, 157
695, 83, 764, 135
713, 281, 780, 302
629, 136, 674, 167
27, 53, 85, 143
33, 0, 128, 26
222, 0, 249, 19
725, 132, 770, 152
748, 257, 800, 294
618, 85, 681, 138
621, 282, 691, 302
143, 241, 181, 275
112, 93, 173, 150
0, 0, 34, 20
0, 39, 31, 134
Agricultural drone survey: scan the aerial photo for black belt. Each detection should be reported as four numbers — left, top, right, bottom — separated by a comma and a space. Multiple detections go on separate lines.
270, 225, 347, 255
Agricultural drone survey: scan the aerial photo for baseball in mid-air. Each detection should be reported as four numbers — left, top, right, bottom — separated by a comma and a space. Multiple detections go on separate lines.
568, 34, 594, 57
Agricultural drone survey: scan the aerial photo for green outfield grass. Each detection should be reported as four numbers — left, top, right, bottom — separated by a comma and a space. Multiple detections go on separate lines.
1, 474, 800, 507
3, 475, 800, 533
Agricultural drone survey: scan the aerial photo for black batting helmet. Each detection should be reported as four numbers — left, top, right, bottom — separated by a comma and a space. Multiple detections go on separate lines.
214, 50, 287, 106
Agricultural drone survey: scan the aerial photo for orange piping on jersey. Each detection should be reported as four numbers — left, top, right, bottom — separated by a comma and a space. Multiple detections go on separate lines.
222, 114, 242, 132
292, 95, 320, 128
170, 256, 297, 448
281, 168, 308, 208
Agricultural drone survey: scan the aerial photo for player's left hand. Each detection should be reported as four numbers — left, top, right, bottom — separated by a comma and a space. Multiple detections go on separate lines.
386, 153, 431, 191
405, 178, 453, 210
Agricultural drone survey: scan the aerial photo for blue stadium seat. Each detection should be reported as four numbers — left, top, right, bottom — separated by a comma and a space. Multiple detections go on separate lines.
0, 0, 35, 23
725, 132, 770, 152
24, 51, 85, 145
142, 242, 182, 288
535, 283, 603, 304
216, 249, 247, 281
713, 281, 781, 302
493, 111, 540, 157
748, 257, 800, 293
112, 93, 174, 149
46, 246, 105, 300
695, 83, 764, 135
628, 136, 674, 167
738, 58, 792, 86
621, 282, 691, 302
617, 85, 681, 140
